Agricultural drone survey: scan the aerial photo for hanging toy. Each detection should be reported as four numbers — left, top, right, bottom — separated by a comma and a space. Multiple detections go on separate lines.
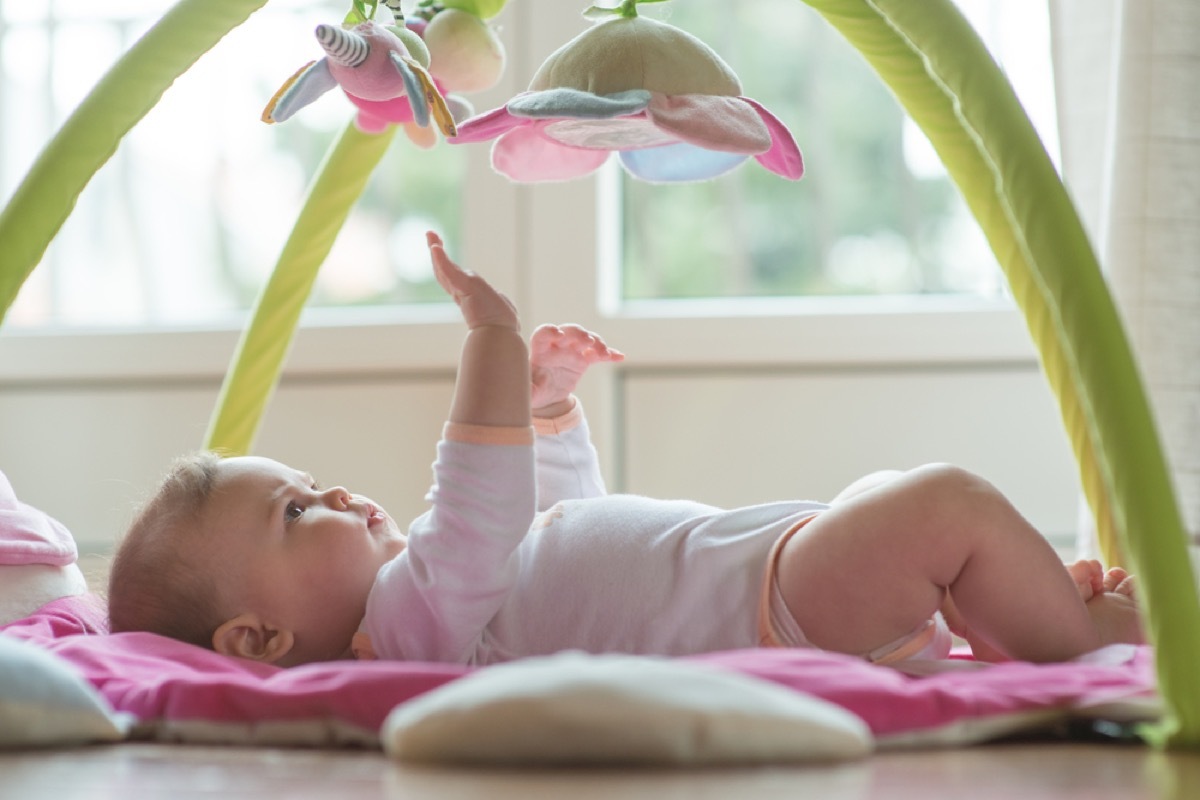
416, 0, 507, 95
450, 0, 803, 183
262, 0, 485, 147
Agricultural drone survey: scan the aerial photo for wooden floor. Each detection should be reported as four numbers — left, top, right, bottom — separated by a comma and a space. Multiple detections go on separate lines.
2, 742, 1198, 799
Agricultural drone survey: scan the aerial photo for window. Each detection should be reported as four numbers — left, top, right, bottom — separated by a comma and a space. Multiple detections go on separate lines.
615, 0, 1059, 304
1, 0, 468, 329
1, 0, 1058, 330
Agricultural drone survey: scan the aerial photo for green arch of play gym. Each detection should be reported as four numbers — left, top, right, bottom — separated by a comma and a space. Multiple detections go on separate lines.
0, 0, 1196, 746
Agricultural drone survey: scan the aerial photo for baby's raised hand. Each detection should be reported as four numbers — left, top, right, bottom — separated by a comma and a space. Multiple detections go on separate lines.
530, 324, 624, 413
428, 231, 519, 331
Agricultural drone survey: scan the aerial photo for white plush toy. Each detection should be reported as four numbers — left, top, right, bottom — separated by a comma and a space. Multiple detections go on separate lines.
0, 470, 88, 626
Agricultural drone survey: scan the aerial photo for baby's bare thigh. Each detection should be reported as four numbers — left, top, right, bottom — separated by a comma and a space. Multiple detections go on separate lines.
774, 489, 948, 656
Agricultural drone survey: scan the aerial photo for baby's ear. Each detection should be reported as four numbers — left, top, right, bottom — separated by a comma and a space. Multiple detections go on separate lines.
212, 612, 295, 664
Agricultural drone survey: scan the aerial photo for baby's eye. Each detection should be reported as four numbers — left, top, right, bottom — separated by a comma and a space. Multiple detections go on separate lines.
284, 500, 306, 523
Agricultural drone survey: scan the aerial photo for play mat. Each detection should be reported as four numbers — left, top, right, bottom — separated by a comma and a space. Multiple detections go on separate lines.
1, 0, 1198, 758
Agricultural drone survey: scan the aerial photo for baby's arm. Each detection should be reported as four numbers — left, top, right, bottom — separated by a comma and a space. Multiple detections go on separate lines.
530, 324, 622, 508
429, 232, 530, 428
365, 235, 535, 663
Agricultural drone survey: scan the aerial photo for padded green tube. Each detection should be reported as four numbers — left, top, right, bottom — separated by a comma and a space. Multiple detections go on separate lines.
204, 122, 396, 455
797, 0, 1200, 745
0, 0, 270, 325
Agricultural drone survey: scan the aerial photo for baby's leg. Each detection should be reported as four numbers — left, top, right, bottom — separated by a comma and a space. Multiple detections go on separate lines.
775, 464, 1116, 663
948, 560, 1140, 660
829, 470, 905, 504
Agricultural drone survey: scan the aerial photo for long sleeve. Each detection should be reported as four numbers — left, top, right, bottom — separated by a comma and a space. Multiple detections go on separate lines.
361, 423, 536, 663
533, 397, 607, 510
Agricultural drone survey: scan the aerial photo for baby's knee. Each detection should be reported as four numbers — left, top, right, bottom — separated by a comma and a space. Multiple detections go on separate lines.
830, 469, 906, 503
905, 463, 1001, 509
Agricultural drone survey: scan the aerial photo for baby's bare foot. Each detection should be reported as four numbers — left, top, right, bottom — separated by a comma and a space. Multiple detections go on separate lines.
1085, 586, 1145, 647
1067, 559, 1105, 601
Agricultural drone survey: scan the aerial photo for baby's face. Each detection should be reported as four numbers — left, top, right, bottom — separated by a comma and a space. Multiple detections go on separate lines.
203, 456, 407, 663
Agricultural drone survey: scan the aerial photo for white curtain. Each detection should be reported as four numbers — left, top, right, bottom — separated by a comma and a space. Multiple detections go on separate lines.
1049, 0, 1200, 560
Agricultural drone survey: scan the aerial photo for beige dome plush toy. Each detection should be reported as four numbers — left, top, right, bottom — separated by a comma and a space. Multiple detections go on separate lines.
450, 0, 803, 183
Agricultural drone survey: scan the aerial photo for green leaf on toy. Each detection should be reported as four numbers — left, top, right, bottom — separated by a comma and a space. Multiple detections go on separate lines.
585, 0, 671, 21
440, 0, 509, 20
345, 0, 377, 26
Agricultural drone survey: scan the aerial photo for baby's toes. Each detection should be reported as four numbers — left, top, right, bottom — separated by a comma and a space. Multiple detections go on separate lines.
1104, 567, 1136, 597
1066, 559, 1104, 600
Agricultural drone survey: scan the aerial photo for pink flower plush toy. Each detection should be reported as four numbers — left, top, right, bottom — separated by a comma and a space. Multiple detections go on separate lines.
451, 1, 803, 183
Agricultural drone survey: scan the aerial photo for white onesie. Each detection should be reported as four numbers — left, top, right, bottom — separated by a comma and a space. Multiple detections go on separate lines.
355, 401, 827, 665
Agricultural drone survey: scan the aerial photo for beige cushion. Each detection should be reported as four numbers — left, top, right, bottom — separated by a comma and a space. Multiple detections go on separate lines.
382, 652, 872, 766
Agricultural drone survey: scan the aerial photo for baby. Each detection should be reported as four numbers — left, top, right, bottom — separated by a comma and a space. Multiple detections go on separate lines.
108, 232, 1143, 668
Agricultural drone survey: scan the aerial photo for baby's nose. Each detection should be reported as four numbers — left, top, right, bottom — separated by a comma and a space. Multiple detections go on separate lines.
321, 486, 353, 509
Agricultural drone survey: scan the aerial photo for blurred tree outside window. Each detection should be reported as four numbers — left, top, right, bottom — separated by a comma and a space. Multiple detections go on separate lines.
1, 0, 464, 328
616, 0, 1059, 303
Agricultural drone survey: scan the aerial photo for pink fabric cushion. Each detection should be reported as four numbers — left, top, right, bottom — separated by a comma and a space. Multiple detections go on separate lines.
0, 471, 76, 567
1, 594, 1159, 748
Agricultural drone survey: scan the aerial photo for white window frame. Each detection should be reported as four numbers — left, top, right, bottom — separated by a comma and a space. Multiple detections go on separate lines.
0, 0, 1041, 385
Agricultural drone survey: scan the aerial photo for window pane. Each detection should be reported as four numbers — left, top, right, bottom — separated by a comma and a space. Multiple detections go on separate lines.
616, 0, 1058, 302
1, 0, 463, 329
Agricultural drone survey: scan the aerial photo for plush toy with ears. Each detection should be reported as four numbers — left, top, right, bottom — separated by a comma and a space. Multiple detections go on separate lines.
262, 0, 508, 148
450, 0, 803, 183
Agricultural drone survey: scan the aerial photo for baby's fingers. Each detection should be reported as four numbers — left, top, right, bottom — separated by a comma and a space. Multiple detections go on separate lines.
559, 324, 625, 362
427, 231, 520, 330
428, 233, 472, 299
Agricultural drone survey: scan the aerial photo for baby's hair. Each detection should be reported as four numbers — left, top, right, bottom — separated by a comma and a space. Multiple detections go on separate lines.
107, 451, 228, 649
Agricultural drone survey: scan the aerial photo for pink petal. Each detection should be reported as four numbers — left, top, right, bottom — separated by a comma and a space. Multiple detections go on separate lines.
645, 94, 772, 155
451, 104, 529, 144
492, 124, 611, 183
741, 96, 804, 180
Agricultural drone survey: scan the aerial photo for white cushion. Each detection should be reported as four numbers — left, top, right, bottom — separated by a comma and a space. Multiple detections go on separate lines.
0, 636, 132, 748
0, 564, 88, 627
383, 652, 872, 766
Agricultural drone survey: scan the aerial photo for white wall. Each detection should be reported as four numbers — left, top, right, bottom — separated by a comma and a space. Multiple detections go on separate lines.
0, 327, 1081, 560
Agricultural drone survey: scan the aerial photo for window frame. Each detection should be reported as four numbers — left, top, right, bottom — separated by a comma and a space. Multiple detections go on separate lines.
0, 0, 1043, 387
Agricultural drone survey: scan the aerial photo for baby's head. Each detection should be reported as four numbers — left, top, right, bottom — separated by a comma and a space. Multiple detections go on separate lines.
108, 453, 406, 666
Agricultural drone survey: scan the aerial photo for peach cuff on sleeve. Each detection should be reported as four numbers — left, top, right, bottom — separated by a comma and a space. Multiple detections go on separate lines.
532, 396, 583, 436
443, 422, 535, 446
